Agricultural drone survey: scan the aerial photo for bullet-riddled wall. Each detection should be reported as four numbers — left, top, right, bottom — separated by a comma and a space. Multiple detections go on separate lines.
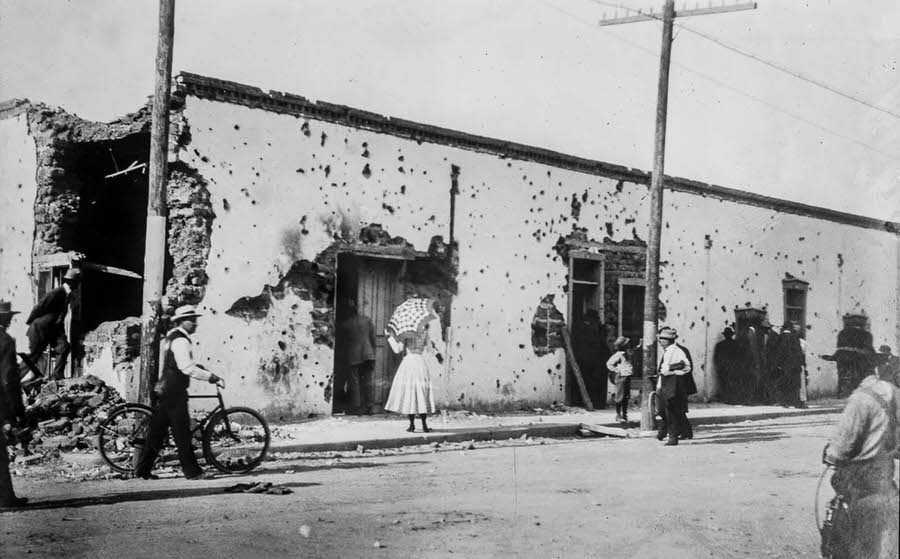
0, 105, 38, 342
171, 75, 899, 414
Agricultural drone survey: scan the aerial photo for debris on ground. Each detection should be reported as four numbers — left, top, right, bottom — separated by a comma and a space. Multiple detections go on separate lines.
6, 375, 125, 466
224, 481, 293, 495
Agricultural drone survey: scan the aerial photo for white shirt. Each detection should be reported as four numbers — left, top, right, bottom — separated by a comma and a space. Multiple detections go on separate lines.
606, 351, 633, 377
169, 327, 213, 382
658, 343, 692, 376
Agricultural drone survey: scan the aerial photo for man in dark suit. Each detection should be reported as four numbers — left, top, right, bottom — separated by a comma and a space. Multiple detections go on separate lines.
25, 268, 80, 380
1, 300, 27, 509
341, 299, 377, 415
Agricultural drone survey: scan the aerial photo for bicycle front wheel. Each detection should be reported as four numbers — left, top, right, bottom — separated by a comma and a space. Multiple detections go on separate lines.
97, 404, 153, 474
202, 406, 270, 474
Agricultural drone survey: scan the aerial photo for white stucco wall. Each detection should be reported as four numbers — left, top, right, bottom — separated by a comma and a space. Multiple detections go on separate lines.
174, 94, 899, 414
0, 112, 37, 342
176, 98, 451, 416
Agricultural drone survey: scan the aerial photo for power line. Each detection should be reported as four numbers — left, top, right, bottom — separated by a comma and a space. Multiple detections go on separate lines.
538, 0, 900, 162
589, 0, 900, 121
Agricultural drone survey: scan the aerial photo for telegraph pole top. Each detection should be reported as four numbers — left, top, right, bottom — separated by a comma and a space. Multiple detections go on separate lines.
599, 1, 756, 27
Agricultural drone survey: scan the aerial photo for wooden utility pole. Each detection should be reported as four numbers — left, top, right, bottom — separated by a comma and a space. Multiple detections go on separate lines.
599, 1, 756, 431
138, 0, 176, 405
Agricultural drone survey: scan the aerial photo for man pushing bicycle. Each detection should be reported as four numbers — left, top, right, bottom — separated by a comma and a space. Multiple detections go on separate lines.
134, 305, 224, 481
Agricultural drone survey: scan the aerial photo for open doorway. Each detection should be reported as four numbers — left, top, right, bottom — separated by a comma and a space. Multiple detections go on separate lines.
332, 253, 404, 414
566, 251, 608, 408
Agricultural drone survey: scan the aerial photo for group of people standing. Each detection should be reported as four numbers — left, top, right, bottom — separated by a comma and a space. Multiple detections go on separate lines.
715, 320, 809, 407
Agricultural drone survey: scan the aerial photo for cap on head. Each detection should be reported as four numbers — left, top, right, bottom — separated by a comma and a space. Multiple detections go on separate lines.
614, 336, 630, 350
63, 268, 82, 284
723, 326, 734, 336
657, 327, 678, 341
171, 304, 202, 323
0, 300, 20, 316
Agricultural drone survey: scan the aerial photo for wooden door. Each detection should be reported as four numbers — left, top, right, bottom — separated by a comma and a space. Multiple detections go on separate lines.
357, 258, 402, 411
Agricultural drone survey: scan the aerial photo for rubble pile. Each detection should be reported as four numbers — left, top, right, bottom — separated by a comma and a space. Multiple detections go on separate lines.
9, 375, 125, 459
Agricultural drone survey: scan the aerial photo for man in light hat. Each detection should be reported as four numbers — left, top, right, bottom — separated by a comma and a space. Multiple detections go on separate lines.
655, 326, 692, 446
134, 305, 223, 480
0, 300, 28, 508
24, 267, 81, 380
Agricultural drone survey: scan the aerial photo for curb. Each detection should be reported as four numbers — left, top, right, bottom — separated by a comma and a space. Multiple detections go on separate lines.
269, 423, 579, 454
267, 405, 843, 454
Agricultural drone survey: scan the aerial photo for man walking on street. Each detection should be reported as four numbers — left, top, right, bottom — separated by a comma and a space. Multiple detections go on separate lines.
656, 327, 692, 446
341, 299, 376, 415
1, 300, 27, 509
24, 268, 81, 380
823, 353, 900, 558
134, 305, 223, 480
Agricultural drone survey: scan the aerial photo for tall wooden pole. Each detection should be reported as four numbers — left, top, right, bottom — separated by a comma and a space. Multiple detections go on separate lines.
639, 0, 675, 431
138, 0, 176, 405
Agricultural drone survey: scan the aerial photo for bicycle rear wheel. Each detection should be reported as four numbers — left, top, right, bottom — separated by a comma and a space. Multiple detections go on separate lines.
97, 404, 153, 474
202, 406, 270, 474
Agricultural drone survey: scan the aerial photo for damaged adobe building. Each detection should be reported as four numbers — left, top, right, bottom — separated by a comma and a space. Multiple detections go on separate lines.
2, 73, 899, 418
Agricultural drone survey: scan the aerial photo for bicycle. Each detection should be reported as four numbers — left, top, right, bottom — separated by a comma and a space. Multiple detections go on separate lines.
97, 387, 271, 475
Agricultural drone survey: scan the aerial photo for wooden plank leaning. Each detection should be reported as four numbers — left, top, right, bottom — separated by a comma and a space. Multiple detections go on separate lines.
561, 325, 593, 411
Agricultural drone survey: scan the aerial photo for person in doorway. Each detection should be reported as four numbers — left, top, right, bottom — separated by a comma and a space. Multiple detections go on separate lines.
134, 305, 223, 481
573, 309, 610, 408
655, 327, 692, 446
792, 322, 810, 406
24, 268, 81, 380
385, 322, 436, 433
823, 354, 900, 558
606, 337, 633, 423
340, 299, 376, 415
1, 301, 28, 509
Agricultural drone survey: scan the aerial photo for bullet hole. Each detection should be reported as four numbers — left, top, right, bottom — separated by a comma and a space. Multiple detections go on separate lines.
296, 168, 305, 174
277, 341, 287, 351
301, 122, 311, 137
324, 165, 331, 178
362, 142, 369, 158
605, 223, 614, 237
398, 155, 405, 161
400, 185, 406, 194
222, 198, 230, 212
362, 163, 372, 178
234, 124, 240, 130
382, 203, 395, 214
398, 166, 405, 173
320, 132, 327, 146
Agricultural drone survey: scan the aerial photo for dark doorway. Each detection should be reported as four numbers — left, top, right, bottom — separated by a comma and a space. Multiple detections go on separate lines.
332, 253, 403, 414
70, 134, 149, 332
567, 253, 608, 408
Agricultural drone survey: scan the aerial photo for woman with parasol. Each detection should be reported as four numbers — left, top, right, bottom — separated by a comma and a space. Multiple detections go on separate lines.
384, 297, 438, 432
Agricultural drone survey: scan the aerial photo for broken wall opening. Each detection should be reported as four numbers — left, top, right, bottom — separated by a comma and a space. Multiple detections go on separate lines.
70, 134, 150, 332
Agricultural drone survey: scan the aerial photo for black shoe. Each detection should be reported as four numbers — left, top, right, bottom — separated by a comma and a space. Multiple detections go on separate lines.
406, 426, 415, 433
656, 431, 667, 441
132, 472, 160, 480
0, 496, 28, 508
664, 438, 679, 446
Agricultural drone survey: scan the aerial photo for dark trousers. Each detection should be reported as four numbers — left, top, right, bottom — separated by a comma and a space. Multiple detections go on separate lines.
27, 328, 69, 380
658, 395, 687, 441
135, 393, 202, 479
0, 429, 19, 504
348, 360, 374, 413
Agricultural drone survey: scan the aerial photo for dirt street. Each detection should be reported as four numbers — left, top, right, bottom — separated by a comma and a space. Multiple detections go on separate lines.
1, 414, 868, 558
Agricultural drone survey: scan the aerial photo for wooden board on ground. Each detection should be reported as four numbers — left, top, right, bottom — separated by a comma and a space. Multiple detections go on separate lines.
580, 423, 634, 438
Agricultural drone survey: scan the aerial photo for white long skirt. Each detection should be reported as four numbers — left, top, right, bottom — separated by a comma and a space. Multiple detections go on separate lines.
385, 353, 435, 415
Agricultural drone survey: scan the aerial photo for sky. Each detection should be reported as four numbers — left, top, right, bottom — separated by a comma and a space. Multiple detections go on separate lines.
1, 0, 898, 222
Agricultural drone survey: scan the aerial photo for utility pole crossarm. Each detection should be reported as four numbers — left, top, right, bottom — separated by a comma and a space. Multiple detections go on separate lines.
599, 1, 756, 26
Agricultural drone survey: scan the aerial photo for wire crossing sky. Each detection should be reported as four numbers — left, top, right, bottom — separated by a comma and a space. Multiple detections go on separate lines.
1, 0, 898, 221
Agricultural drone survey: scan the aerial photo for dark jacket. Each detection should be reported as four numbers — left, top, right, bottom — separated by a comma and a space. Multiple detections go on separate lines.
25, 286, 69, 338
155, 329, 191, 399
342, 315, 377, 365
0, 328, 25, 424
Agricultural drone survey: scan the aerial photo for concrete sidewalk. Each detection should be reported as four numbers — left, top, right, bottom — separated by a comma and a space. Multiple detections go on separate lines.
267, 400, 844, 454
